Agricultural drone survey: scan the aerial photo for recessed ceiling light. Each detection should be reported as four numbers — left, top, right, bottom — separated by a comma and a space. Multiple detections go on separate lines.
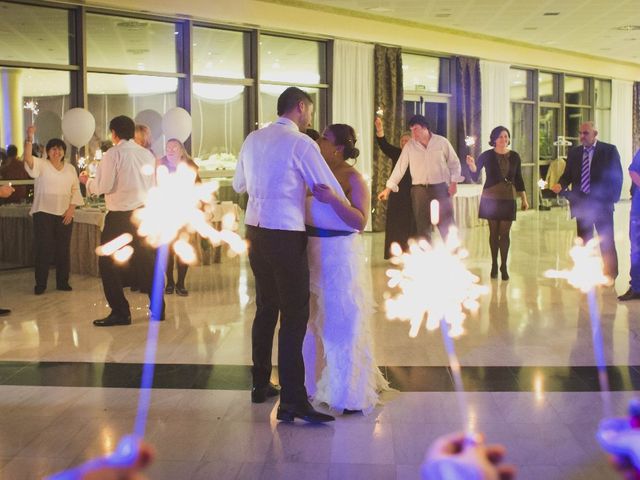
543, 12, 560, 16
435, 13, 451, 18
366, 7, 394, 13
615, 25, 640, 31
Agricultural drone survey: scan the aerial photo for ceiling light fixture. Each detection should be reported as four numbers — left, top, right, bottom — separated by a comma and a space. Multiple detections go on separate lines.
543, 12, 560, 16
615, 25, 640, 31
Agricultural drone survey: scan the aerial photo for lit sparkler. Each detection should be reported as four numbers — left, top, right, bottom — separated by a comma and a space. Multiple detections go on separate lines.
538, 178, 547, 190
386, 208, 488, 436
77, 157, 86, 170
376, 106, 384, 117
133, 163, 246, 259
51, 163, 248, 479
464, 135, 476, 153
545, 238, 612, 417
24, 100, 39, 124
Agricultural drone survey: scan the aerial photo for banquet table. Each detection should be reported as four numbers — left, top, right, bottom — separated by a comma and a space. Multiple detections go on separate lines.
0, 202, 241, 276
453, 184, 484, 228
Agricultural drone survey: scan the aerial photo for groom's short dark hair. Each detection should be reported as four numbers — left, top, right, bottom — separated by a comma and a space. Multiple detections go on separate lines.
277, 87, 313, 116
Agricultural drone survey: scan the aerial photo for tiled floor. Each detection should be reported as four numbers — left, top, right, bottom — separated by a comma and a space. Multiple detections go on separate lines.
1, 205, 638, 479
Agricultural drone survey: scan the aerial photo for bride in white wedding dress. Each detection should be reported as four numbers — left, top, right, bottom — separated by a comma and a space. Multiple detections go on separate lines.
303, 124, 389, 414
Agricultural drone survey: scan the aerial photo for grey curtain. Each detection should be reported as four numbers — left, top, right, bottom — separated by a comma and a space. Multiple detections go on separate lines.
634, 82, 640, 155
372, 45, 404, 232
454, 56, 482, 184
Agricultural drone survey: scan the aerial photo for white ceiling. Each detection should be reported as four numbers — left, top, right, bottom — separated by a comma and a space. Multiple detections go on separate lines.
297, 0, 640, 65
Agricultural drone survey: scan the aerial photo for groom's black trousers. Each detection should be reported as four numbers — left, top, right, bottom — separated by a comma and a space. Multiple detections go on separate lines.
246, 225, 310, 404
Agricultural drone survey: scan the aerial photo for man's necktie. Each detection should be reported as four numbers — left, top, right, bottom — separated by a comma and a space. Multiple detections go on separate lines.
580, 146, 593, 194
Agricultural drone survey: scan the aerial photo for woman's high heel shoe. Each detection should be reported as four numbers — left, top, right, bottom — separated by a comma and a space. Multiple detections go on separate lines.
490, 264, 498, 279
500, 265, 509, 281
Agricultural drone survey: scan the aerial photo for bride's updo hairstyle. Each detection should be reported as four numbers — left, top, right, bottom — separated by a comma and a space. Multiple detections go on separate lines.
327, 123, 360, 161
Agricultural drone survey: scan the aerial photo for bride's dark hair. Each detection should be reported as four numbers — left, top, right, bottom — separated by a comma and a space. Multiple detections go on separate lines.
327, 124, 359, 161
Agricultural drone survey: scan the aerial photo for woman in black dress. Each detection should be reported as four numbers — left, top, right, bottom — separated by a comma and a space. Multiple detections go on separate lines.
374, 117, 415, 259
466, 126, 529, 280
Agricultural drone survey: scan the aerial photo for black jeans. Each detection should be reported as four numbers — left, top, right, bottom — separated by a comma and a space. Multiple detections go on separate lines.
33, 212, 73, 289
246, 225, 310, 404
410, 183, 454, 242
99, 210, 163, 318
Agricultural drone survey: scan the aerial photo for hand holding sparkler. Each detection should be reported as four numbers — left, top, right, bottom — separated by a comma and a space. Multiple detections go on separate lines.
466, 155, 477, 173
47, 435, 154, 480
374, 116, 384, 138
79, 171, 89, 185
0, 184, 14, 198
422, 432, 516, 480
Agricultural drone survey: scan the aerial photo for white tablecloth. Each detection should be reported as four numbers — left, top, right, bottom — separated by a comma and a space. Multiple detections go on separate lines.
0, 202, 242, 274
0, 204, 105, 275
454, 184, 484, 228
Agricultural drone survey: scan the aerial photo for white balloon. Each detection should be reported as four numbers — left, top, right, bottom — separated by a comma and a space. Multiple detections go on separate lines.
61, 108, 96, 148
162, 107, 192, 143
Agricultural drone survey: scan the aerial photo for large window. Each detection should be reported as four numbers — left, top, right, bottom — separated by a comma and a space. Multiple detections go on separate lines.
509, 68, 536, 207
86, 14, 177, 73
539, 72, 561, 160
87, 73, 178, 156
564, 75, 592, 143
0, 2, 73, 169
402, 54, 452, 138
594, 79, 612, 142
85, 14, 181, 158
192, 27, 250, 176
258, 35, 327, 128
0, 68, 71, 173
0, 2, 71, 65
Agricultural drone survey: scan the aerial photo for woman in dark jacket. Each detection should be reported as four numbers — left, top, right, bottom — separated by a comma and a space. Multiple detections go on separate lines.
374, 117, 415, 259
466, 126, 529, 280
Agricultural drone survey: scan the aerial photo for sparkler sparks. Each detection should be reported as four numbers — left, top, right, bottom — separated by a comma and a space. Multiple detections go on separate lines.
538, 178, 547, 189
385, 231, 488, 338
132, 163, 246, 260
464, 136, 476, 148
23, 100, 39, 116
544, 238, 611, 292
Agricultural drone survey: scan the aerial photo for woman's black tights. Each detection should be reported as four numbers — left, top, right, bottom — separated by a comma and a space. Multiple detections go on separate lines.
488, 219, 512, 279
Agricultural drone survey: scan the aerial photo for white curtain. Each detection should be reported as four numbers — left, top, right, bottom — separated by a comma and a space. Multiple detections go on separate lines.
480, 60, 511, 151
332, 39, 375, 231
611, 79, 634, 200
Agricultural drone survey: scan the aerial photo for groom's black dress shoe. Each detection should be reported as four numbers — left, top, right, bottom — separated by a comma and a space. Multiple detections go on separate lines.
93, 313, 132, 327
618, 288, 640, 301
277, 401, 335, 423
251, 383, 280, 403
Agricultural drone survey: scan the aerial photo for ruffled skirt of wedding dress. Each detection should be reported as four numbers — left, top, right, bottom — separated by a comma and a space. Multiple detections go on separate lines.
303, 234, 389, 414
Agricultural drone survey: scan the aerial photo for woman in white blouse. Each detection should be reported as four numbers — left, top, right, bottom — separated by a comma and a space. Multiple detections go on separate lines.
23, 126, 84, 295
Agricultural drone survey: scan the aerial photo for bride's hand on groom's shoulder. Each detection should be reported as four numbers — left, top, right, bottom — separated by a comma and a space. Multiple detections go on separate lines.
312, 183, 338, 204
